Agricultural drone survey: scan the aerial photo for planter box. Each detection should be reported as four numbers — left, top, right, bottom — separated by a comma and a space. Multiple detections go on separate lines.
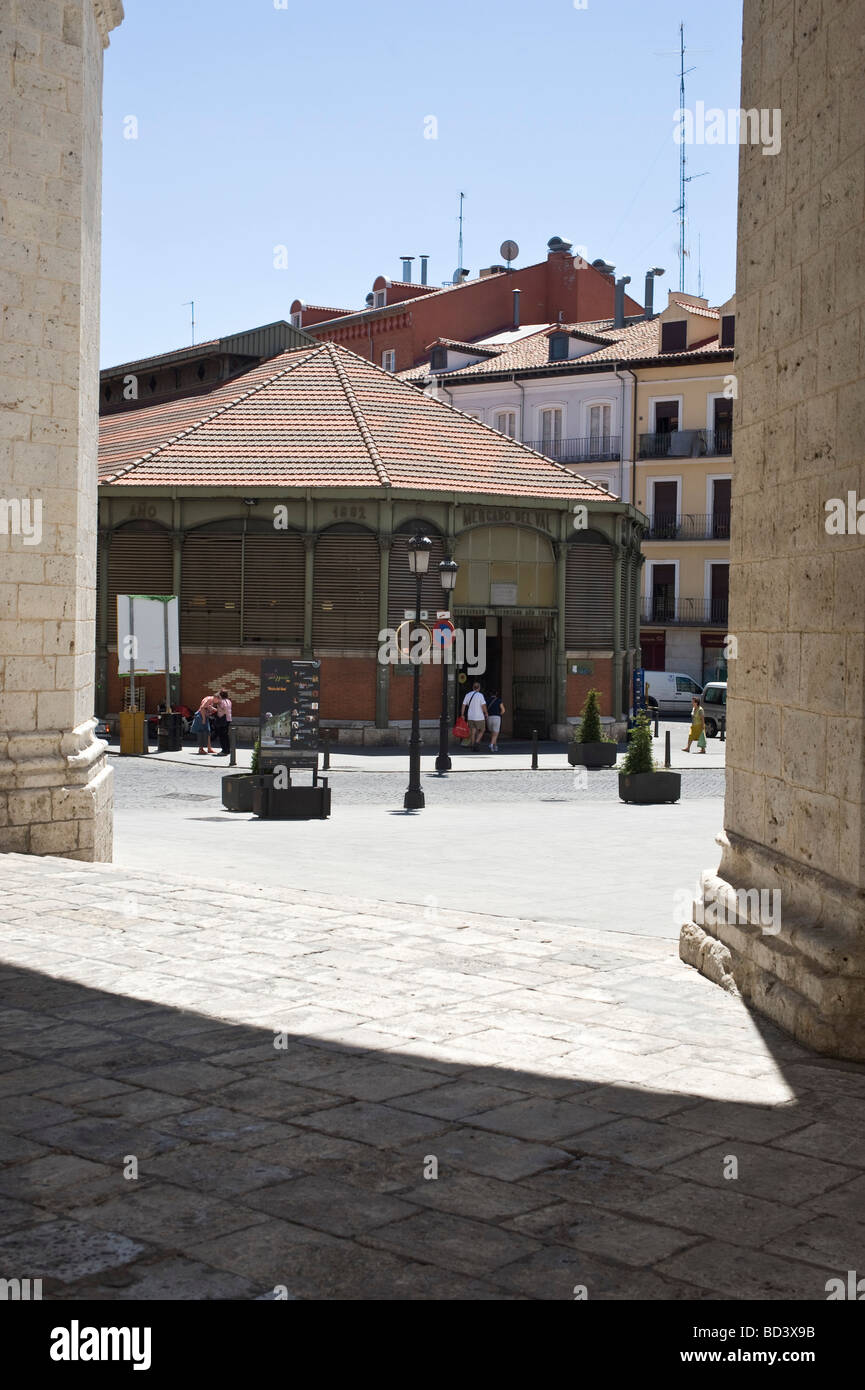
618, 771, 681, 804
253, 781, 331, 820
568, 741, 617, 769
221, 773, 270, 813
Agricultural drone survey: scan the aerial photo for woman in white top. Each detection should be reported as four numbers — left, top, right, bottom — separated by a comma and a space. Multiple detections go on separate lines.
461, 682, 488, 749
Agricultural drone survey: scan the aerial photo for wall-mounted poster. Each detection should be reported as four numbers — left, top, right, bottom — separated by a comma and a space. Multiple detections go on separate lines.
260, 660, 321, 751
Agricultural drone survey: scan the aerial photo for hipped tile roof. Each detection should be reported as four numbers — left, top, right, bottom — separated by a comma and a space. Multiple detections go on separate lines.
98, 342, 614, 500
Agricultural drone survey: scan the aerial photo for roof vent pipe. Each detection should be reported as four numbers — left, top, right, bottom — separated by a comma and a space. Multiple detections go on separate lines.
614, 275, 631, 329
419, 254, 429, 286
644, 267, 665, 321
400, 256, 414, 283
512, 288, 520, 330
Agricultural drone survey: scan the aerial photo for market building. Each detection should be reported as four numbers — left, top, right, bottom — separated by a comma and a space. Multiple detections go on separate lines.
97, 340, 646, 741
402, 290, 735, 685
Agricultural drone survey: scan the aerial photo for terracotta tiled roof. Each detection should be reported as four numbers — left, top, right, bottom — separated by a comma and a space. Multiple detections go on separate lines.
403, 316, 729, 380
425, 337, 503, 355
98, 342, 615, 500
667, 297, 721, 319
299, 304, 354, 315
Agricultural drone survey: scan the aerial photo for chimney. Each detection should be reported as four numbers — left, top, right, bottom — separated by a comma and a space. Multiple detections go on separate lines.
614, 275, 631, 329
512, 288, 520, 330
419, 254, 429, 286
644, 267, 665, 320
400, 256, 414, 283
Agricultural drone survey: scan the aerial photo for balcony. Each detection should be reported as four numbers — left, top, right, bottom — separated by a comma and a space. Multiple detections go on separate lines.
639, 428, 732, 459
647, 513, 731, 541
640, 596, 729, 627
526, 434, 621, 464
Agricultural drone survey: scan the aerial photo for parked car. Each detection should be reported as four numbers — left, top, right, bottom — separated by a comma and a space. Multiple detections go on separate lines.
701, 681, 727, 737
642, 670, 704, 714
93, 717, 112, 740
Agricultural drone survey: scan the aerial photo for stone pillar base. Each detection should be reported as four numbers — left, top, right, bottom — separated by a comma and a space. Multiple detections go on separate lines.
0, 721, 113, 863
680, 829, 865, 1062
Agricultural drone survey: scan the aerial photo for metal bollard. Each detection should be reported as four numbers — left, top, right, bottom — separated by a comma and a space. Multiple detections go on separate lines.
229, 724, 237, 767
654, 715, 659, 738
719, 715, 726, 743
664, 730, 671, 768
531, 729, 538, 770
322, 731, 331, 771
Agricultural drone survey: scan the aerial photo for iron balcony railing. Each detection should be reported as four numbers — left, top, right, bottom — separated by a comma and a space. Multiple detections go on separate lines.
647, 512, 731, 541
639, 428, 732, 458
640, 596, 729, 626
526, 434, 622, 464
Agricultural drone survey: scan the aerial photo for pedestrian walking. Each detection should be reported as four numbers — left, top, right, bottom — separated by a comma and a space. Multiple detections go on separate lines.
486, 691, 505, 751
210, 689, 233, 756
461, 681, 488, 750
684, 695, 707, 754
191, 694, 217, 755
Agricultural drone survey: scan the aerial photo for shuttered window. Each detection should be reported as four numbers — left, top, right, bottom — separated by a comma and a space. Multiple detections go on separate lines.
312, 527, 380, 649
387, 532, 446, 628
106, 523, 173, 644
182, 525, 242, 646
243, 529, 304, 643
565, 537, 614, 647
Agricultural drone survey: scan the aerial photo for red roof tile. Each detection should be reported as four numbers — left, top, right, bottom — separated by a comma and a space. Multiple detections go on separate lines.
99, 343, 616, 500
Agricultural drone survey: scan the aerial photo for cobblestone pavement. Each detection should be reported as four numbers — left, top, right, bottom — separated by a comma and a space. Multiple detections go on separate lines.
1, 853, 863, 1300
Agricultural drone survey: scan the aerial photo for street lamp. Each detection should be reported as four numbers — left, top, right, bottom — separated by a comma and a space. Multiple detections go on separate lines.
435, 558, 459, 772
404, 532, 433, 810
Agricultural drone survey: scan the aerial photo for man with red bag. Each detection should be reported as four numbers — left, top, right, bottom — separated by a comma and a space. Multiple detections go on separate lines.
460, 681, 488, 750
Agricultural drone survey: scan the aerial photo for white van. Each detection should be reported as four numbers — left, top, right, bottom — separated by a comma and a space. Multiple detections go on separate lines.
700, 680, 727, 737
642, 670, 704, 714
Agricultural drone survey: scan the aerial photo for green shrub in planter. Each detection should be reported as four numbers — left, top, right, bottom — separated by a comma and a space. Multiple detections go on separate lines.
621, 713, 655, 774
250, 738, 260, 774
567, 689, 618, 768
619, 714, 680, 802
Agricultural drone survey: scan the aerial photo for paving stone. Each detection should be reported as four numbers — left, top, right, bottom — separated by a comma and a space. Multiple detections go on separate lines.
293, 1101, 448, 1147
0, 1095, 80, 1133
311, 1061, 445, 1103
0, 1218, 146, 1283
656, 1239, 834, 1300
244, 1174, 417, 1238
360, 1208, 543, 1278
566, 1117, 717, 1170
463, 1096, 620, 1143
70, 1184, 268, 1245
662, 1140, 858, 1204
391, 1079, 525, 1121
772, 1120, 865, 1167
400, 1127, 572, 1182
27, 1117, 184, 1163
765, 1213, 865, 1271
117, 1061, 246, 1096
807, 1173, 865, 1222
522, 1154, 683, 1210
667, 1098, 813, 1144
0, 1154, 116, 1205
187, 1218, 343, 1283
63, 1256, 257, 1301
204, 1078, 346, 1122
627, 1179, 806, 1248
142, 1144, 303, 1198
402, 1170, 551, 1222
505, 1202, 698, 1266
491, 1244, 694, 1300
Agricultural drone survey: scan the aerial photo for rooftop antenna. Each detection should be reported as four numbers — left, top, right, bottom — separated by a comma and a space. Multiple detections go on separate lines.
697, 232, 703, 298
673, 23, 707, 293
456, 191, 465, 283
182, 299, 195, 345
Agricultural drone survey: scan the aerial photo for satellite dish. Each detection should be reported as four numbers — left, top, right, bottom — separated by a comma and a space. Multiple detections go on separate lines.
500, 239, 519, 264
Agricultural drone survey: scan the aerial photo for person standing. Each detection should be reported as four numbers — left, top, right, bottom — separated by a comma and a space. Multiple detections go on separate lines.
486, 691, 505, 751
211, 689, 233, 756
684, 695, 707, 754
461, 681, 488, 750
192, 694, 217, 755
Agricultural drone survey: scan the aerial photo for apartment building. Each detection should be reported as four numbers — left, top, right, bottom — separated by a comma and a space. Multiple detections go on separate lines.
404, 289, 735, 685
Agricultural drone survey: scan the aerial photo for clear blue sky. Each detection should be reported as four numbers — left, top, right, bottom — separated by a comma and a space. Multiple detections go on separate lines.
100, 0, 743, 367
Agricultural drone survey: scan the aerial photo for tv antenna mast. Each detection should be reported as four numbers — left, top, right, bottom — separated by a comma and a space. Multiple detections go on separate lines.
456, 191, 465, 282
673, 23, 707, 292
182, 300, 195, 345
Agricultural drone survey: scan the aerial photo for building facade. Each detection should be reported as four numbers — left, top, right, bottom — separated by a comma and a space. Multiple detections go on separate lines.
97, 342, 646, 740
403, 292, 735, 686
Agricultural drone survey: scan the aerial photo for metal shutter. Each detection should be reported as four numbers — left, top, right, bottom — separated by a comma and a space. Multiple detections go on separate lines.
181, 528, 242, 646
312, 528, 380, 649
243, 530, 305, 644
565, 540, 614, 647
387, 533, 446, 627
106, 524, 173, 644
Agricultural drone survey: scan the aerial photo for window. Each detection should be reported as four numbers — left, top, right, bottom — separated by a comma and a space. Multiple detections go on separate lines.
654, 400, 679, 433
539, 407, 563, 444
588, 403, 611, 443
290, 312, 302, 328
549, 333, 569, 361
381, 350, 396, 372
660, 320, 687, 353
494, 410, 517, 437
703, 685, 726, 705
430, 346, 447, 372
676, 676, 702, 694
721, 314, 735, 347
373, 290, 386, 309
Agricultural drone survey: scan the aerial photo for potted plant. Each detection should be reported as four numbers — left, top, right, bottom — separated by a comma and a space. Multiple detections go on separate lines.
618, 714, 681, 803
568, 689, 618, 768
222, 738, 268, 813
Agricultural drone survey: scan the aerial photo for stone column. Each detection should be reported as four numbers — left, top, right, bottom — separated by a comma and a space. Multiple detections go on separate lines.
0, 0, 123, 861
680, 0, 865, 1060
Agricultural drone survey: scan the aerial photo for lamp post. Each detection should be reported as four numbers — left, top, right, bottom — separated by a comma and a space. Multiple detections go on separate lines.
435, 558, 459, 772
404, 533, 433, 810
